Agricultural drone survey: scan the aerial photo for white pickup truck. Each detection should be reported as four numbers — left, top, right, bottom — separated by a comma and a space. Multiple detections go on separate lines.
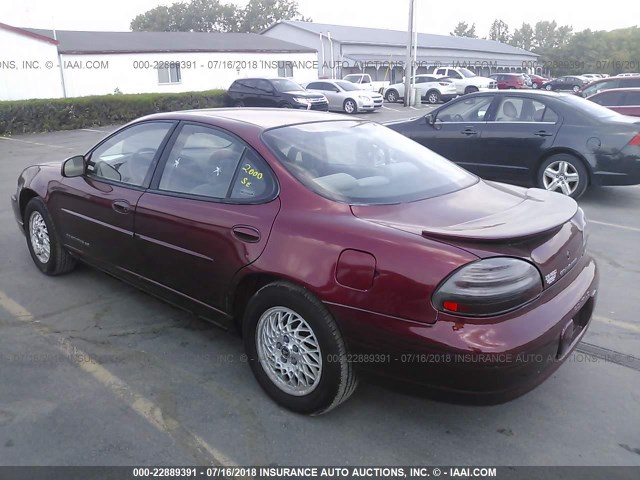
433, 67, 497, 95
342, 73, 390, 93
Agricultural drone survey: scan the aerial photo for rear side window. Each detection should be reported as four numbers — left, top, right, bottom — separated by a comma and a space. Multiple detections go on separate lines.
623, 91, 640, 105
230, 150, 277, 201
591, 91, 625, 106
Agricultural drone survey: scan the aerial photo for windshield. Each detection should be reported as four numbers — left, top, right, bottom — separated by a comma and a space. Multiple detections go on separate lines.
262, 121, 477, 205
335, 81, 360, 91
460, 68, 477, 78
272, 79, 304, 92
344, 75, 364, 82
558, 93, 622, 118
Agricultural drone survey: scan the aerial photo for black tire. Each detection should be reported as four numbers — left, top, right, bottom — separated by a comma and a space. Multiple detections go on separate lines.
426, 89, 441, 104
545, 84, 553, 91
243, 281, 357, 415
572, 85, 580, 93
343, 98, 357, 114
532, 83, 539, 89
385, 90, 399, 103
464, 86, 478, 95
537, 154, 589, 199
24, 197, 76, 275
234, 100, 245, 107
280, 103, 293, 109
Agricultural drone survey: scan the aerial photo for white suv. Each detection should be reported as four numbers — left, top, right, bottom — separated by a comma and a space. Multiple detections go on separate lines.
383, 75, 458, 104
434, 67, 497, 95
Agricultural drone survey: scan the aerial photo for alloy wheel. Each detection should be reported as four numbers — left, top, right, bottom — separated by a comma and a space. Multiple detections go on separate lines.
29, 211, 51, 263
543, 160, 580, 196
255, 306, 322, 396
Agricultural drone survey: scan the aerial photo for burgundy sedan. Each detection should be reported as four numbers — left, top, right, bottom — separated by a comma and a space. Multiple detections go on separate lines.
11, 109, 598, 414
587, 87, 640, 116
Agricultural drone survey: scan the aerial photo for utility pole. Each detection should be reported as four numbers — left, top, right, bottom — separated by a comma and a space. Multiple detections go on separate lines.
403, 0, 416, 106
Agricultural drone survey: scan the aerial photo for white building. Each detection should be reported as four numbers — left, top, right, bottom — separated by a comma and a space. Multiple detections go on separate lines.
0, 23, 318, 101
0, 23, 65, 100
262, 21, 539, 83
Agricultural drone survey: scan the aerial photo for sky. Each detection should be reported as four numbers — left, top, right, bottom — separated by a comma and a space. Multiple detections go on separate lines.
4, 0, 640, 36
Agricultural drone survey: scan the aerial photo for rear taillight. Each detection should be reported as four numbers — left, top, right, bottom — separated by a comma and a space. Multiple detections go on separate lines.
432, 257, 543, 317
629, 133, 640, 146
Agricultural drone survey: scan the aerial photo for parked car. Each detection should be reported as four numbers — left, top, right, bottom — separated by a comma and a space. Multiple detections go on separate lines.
542, 76, 590, 93
616, 73, 640, 77
581, 74, 604, 80
490, 73, 528, 89
578, 75, 640, 97
342, 73, 389, 93
433, 67, 498, 95
12, 108, 598, 414
304, 80, 382, 113
386, 90, 640, 199
383, 75, 457, 104
587, 88, 640, 116
529, 74, 549, 89
225, 77, 328, 110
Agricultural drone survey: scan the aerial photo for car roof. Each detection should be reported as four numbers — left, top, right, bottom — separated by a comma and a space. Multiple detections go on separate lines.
469, 90, 570, 98
139, 108, 348, 130
590, 87, 640, 95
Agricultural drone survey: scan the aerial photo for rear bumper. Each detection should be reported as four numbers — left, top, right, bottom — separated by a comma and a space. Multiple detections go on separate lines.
327, 254, 598, 403
592, 151, 640, 186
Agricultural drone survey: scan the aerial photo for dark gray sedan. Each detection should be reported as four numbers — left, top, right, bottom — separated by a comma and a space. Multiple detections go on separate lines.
386, 90, 640, 198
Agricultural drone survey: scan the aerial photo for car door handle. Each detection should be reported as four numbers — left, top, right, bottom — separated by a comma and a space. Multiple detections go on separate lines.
534, 130, 554, 137
461, 128, 478, 136
112, 200, 131, 214
232, 225, 261, 243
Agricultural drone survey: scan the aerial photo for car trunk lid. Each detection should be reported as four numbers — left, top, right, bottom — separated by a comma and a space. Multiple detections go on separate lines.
351, 181, 586, 288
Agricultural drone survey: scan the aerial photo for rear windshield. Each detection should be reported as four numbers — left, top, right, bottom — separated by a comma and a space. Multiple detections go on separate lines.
558, 94, 622, 118
262, 121, 477, 205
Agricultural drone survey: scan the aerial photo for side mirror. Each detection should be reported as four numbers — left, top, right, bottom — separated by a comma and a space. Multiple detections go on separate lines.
425, 113, 435, 125
61, 155, 85, 177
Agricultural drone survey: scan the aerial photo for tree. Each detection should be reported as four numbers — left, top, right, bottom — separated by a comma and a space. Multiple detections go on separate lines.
130, 0, 309, 33
240, 0, 310, 33
510, 22, 534, 51
489, 19, 511, 43
532, 20, 558, 49
450, 21, 477, 38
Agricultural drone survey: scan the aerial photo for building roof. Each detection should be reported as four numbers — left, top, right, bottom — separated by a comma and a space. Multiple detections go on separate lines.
264, 21, 536, 57
22, 28, 315, 54
0, 22, 59, 45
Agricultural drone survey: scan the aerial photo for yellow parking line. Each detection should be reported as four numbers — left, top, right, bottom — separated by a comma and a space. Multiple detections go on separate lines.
0, 289, 236, 467
593, 314, 640, 333
589, 220, 640, 233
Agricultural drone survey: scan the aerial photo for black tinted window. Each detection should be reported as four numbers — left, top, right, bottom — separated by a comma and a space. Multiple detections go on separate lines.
591, 91, 624, 106
623, 91, 640, 105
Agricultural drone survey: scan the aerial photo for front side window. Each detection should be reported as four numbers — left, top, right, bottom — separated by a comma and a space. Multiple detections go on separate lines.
262, 121, 477, 205
582, 80, 618, 97
158, 64, 181, 84
87, 122, 173, 186
436, 96, 494, 122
